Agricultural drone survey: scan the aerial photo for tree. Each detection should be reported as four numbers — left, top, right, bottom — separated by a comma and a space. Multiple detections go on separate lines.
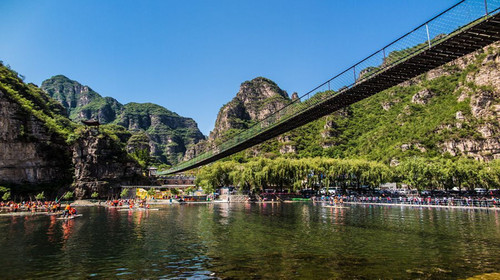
35, 191, 45, 201
63, 191, 73, 202
120, 188, 129, 198
170, 188, 179, 196
147, 188, 156, 199
0, 186, 10, 201
397, 157, 434, 192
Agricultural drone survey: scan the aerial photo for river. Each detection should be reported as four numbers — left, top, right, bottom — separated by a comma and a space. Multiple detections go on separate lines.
1, 203, 500, 279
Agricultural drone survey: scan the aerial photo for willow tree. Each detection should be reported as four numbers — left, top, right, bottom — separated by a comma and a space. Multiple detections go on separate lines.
397, 157, 434, 192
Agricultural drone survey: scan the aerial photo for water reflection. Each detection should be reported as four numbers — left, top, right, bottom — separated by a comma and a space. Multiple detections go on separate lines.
0, 204, 499, 279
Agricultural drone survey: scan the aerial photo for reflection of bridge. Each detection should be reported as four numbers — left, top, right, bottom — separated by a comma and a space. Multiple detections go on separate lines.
161, 0, 500, 175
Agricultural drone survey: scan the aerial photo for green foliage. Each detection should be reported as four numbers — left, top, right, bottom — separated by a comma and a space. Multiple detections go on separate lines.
129, 148, 152, 168
196, 157, 394, 192
170, 188, 179, 195
196, 156, 500, 192
147, 188, 156, 197
35, 191, 45, 200
0, 65, 75, 139
0, 187, 11, 201
62, 191, 73, 200
91, 192, 99, 199
2, 192, 11, 201
120, 188, 129, 198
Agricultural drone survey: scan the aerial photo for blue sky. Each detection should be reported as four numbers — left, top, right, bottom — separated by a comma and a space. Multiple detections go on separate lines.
0, 0, 458, 135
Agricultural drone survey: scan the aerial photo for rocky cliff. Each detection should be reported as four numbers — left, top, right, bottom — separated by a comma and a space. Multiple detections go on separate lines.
185, 77, 290, 160
0, 84, 72, 192
0, 64, 145, 198
41, 75, 205, 165
72, 129, 145, 198
209, 77, 290, 140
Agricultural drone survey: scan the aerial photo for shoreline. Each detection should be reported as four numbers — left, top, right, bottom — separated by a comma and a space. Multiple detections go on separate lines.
342, 201, 500, 211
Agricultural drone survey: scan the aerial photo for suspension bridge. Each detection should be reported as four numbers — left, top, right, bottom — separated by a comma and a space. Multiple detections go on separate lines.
161, 0, 500, 175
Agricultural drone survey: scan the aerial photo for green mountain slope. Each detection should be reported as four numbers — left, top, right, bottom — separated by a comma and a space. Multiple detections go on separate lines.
212, 42, 500, 164
41, 75, 205, 165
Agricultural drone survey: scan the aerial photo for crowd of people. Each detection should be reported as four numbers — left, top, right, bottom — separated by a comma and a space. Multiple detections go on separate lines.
312, 193, 500, 208
0, 200, 62, 213
105, 199, 150, 209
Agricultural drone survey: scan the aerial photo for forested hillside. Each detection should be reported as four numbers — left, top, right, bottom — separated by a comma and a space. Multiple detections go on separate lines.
205, 42, 500, 165
42, 75, 205, 165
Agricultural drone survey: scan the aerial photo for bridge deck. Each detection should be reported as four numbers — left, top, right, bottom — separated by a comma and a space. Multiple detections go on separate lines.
164, 7, 500, 175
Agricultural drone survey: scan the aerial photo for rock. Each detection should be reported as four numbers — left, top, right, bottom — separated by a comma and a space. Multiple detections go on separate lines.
390, 158, 400, 167
400, 144, 411, 151
72, 129, 146, 198
381, 102, 392, 111
411, 88, 433, 105
441, 138, 500, 161
470, 90, 494, 119
0, 89, 73, 187
278, 135, 296, 154
209, 77, 289, 141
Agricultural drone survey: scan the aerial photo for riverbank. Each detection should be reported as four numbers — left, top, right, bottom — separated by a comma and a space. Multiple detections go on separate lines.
343, 201, 500, 211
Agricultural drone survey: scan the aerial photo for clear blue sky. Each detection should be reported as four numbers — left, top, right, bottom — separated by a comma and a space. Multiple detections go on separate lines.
0, 0, 458, 135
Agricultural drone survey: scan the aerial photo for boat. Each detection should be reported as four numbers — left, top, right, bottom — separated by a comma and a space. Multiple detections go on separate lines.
46, 212, 63, 216
322, 205, 349, 209
117, 208, 159, 212
56, 214, 83, 220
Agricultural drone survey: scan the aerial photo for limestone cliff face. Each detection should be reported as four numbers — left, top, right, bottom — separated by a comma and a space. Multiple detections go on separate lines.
437, 43, 500, 160
0, 89, 72, 188
184, 77, 290, 160
72, 129, 145, 198
209, 77, 290, 140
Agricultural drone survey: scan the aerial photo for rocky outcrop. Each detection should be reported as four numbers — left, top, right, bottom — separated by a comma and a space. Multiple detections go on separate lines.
441, 138, 500, 161
209, 77, 290, 141
185, 77, 290, 160
278, 135, 296, 154
0, 89, 72, 188
411, 89, 433, 105
72, 129, 145, 198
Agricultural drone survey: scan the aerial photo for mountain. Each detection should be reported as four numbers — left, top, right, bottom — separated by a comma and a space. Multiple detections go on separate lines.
196, 41, 500, 164
184, 77, 291, 160
41, 75, 205, 164
41, 75, 122, 123
0, 63, 145, 197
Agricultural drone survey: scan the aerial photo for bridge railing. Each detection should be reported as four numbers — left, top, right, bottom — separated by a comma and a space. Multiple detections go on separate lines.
164, 0, 500, 174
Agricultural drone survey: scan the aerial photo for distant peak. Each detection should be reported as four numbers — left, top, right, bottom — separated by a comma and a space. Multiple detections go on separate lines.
238, 76, 289, 100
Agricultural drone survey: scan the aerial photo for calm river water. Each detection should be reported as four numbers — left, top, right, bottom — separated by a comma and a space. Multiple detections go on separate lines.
1, 203, 500, 279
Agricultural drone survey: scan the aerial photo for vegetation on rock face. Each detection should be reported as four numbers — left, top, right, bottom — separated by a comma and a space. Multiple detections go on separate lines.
0, 64, 76, 138
211, 43, 500, 166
